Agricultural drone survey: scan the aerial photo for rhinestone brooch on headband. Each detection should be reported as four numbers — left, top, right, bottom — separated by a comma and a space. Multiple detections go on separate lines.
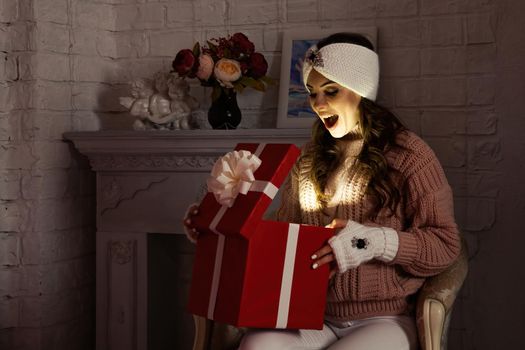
305, 47, 324, 68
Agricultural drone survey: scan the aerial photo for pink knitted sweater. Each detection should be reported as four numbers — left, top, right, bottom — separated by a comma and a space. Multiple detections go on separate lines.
276, 130, 461, 320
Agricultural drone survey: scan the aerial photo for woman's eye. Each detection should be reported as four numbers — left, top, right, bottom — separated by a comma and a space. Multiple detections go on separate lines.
308, 93, 317, 99
326, 89, 338, 96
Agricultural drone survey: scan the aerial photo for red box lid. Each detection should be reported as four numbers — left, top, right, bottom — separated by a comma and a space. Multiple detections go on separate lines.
193, 143, 300, 239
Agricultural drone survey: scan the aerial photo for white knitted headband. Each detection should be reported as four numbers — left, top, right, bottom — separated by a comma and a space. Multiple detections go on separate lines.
302, 43, 379, 101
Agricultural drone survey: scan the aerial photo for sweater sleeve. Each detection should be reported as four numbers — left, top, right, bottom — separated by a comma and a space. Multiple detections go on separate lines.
390, 135, 461, 277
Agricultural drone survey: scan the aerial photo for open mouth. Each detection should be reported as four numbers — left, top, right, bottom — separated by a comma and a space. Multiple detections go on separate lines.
323, 114, 339, 128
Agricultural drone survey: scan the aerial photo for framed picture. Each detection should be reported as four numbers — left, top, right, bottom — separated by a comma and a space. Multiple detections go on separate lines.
276, 26, 377, 128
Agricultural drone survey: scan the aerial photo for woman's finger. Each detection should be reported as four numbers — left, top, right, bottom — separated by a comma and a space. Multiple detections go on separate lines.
189, 228, 199, 241
187, 203, 199, 217
325, 218, 348, 229
184, 226, 199, 243
183, 203, 200, 226
189, 204, 199, 215
311, 244, 332, 260
312, 252, 334, 269
183, 218, 196, 230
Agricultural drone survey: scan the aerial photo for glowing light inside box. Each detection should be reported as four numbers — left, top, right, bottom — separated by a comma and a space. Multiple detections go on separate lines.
299, 183, 323, 214
299, 179, 360, 216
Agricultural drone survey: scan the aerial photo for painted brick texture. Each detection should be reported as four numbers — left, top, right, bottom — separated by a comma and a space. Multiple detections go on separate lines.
0, 0, 96, 349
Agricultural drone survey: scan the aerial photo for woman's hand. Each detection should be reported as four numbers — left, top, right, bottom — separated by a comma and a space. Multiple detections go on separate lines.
311, 218, 348, 278
315, 219, 400, 274
182, 203, 200, 243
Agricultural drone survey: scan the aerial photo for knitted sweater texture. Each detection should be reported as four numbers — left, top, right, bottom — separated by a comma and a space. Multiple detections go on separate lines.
276, 130, 461, 321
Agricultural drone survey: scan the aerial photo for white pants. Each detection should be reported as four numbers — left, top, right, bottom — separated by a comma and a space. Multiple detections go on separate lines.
238, 315, 418, 350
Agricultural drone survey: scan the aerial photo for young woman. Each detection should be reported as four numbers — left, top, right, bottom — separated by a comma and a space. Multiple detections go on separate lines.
185, 32, 461, 350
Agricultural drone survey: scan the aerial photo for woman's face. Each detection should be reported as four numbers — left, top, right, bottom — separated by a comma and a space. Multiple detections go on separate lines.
306, 69, 361, 138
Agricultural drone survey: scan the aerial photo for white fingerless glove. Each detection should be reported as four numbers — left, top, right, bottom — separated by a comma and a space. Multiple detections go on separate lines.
328, 220, 399, 273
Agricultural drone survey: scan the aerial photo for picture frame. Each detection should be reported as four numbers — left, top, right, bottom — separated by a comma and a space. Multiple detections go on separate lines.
276, 26, 377, 128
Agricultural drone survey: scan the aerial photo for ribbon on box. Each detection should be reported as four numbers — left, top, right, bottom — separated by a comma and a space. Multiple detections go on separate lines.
208, 146, 262, 208
276, 223, 300, 328
206, 143, 279, 319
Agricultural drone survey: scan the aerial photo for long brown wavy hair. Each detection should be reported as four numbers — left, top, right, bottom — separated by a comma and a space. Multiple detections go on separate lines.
307, 33, 406, 219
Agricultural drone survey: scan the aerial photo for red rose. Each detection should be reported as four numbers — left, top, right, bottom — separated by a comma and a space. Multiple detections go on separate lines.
231, 32, 255, 55
212, 37, 231, 59
173, 49, 197, 76
249, 52, 268, 79
240, 61, 249, 74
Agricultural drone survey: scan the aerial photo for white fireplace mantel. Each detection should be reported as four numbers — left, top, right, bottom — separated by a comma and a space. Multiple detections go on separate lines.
64, 128, 310, 350
66, 129, 311, 171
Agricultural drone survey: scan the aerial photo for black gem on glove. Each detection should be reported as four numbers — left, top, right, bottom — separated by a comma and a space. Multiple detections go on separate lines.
351, 237, 369, 249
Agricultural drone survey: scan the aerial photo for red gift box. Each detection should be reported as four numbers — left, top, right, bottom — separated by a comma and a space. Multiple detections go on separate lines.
187, 143, 334, 329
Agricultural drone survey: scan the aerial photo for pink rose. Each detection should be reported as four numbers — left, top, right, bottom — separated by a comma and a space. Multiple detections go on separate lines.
248, 52, 268, 79
173, 49, 196, 76
214, 58, 242, 88
196, 54, 214, 81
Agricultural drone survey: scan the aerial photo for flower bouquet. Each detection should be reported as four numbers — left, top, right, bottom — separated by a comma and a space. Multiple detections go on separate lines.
172, 32, 274, 129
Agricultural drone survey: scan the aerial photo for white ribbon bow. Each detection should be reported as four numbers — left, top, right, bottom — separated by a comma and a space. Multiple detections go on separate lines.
207, 150, 262, 208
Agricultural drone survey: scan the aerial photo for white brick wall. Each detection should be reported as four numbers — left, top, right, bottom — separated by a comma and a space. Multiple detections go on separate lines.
1, 0, 524, 349
0, 0, 96, 348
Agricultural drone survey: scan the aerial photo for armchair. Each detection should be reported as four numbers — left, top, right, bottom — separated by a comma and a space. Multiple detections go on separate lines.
415, 235, 469, 350
192, 235, 468, 350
